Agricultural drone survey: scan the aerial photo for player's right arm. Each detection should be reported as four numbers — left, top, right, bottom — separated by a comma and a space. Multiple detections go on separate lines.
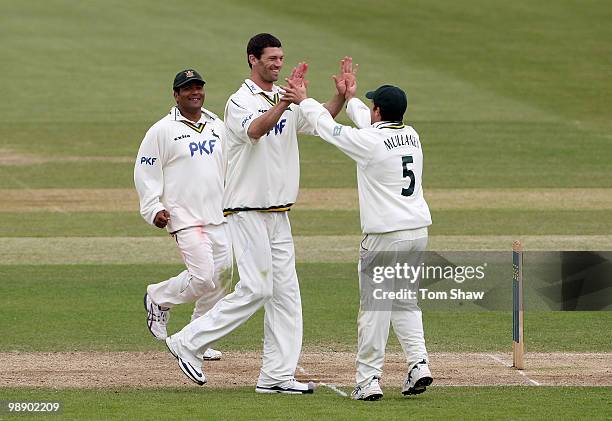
247, 102, 291, 140
225, 95, 289, 144
134, 126, 168, 228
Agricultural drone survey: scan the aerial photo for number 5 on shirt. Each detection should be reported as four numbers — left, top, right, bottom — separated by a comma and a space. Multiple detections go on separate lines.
401, 155, 416, 197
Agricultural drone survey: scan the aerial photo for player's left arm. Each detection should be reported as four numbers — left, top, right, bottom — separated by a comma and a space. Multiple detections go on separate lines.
322, 56, 359, 118
341, 62, 371, 128
346, 98, 371, 129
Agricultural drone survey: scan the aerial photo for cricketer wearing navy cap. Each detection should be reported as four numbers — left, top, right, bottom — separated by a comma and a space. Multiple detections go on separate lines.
365, 85, 407, 122
173, 69, 206, 89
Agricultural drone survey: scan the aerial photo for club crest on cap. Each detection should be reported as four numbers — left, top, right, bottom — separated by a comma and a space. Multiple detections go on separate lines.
173, 68, 205, 89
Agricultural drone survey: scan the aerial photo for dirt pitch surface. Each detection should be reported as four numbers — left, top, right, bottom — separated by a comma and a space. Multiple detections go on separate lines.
1, 351, 610, 389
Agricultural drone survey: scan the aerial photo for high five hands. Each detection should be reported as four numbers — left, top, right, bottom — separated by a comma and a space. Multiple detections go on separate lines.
281, 62, 309, 104
333, 56, 359, 101
282, 57, 358, 105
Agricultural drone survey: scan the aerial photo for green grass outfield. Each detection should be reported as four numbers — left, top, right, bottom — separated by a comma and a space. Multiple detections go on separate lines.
1, 263, 611, 352
2, 387, 611, 421
3, 209, 612, 237
1, 0, 611, 419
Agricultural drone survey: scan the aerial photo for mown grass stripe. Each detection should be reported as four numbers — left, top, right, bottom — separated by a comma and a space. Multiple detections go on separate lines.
3, 188, 612, 212
3, 209, 611, 237
0, 149, 134, 166
1, 235, 611, 265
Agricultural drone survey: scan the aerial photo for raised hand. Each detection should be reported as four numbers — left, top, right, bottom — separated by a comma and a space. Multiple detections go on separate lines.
332, 57, 348, 96
332, 56, 359, 99
288, 62, 308, 86
282, 77, 308, 105
343, 57, 358, 96
282, 62, 308, 103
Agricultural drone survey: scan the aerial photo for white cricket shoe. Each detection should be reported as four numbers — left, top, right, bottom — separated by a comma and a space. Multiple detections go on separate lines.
203, 348, 222, 361
255, 379, 315, 394
351, 377, 383, 401
144, 293, 170, 340
165, 337, 206, 386
402, 359, 433, 396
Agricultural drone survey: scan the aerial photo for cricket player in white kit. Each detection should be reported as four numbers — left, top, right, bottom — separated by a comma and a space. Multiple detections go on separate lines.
283, 72, 433, 400
165, 34, 355, 392
134, 69, 231, 361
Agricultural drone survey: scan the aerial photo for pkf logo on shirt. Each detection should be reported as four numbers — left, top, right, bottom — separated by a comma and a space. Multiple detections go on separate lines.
140, 156, 157, 165
189, 139, 217, 157
267, 118, 286, 136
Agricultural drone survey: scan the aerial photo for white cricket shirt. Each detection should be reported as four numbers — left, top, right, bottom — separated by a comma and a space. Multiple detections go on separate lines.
134, 106, 225, 232
223, 79, 313, 212
299, 98, 432, 234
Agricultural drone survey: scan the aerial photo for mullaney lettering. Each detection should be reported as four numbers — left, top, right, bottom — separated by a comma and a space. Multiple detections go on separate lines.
384, 134, 420, 151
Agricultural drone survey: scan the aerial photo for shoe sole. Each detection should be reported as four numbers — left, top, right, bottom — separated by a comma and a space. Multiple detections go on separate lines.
362, 393, 383, 401
255, 386, 314, 395
165, 338, 205, 386
402, 376, 433, 396
144, 293, 165, 341
203, 355, 221, 361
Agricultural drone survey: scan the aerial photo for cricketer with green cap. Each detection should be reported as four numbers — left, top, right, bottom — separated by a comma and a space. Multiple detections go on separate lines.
365, 85, 408, 121
282, 71, 434, 401
173, 69, 206, 90
135, 68, 231, 373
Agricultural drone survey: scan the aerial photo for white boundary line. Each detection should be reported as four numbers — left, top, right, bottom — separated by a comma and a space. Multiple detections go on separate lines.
297, 365, 348, 397
487, 354, 540, 386
487, 354, 512, 367
518, 370, 541, 386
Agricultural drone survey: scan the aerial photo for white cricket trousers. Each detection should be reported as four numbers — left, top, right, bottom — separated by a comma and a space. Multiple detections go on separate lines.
356, 228, 429, 387
172, 211, 303, 386
147, 224, 231, 321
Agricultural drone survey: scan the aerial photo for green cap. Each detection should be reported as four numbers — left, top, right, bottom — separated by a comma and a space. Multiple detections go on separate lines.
365, 85, 407, 118
173, 69, 205, 89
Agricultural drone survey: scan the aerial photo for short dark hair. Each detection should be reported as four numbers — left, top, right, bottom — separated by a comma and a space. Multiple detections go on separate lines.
377, 104, 404, 122
247, 33, 282, 68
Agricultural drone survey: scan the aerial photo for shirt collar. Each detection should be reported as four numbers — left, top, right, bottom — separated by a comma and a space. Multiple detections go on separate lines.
169, 106, 215, 124
373, 121, 405, 129
243, 79, 282, 96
